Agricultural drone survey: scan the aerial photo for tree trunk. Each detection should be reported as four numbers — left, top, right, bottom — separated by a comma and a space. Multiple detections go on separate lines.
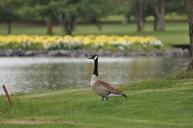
91, 17, 102, 31
123, 15, 129, 24
153, 0, 165, 31
7, 21, 11, 34
44, 17, 53, 35
185, 0, 193, 54
136, 0, 144, 32
61, 14, 77, 35
70, 16, 77, 32
185, 0, 193, 70
64, 20, 72, 35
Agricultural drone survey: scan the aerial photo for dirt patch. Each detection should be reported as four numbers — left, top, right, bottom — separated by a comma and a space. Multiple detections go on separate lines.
0, 119, 80, 125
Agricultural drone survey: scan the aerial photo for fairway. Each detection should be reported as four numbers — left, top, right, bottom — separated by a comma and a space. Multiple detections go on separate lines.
0, 74, 193, 128
0, 22, 189, 46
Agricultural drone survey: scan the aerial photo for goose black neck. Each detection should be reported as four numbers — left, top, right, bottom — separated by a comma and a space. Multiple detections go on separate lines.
93, 59, 98, 76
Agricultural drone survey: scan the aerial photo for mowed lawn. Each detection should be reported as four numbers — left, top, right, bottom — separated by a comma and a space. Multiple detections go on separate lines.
0, 72, 193, 128
0, 21, 189, 46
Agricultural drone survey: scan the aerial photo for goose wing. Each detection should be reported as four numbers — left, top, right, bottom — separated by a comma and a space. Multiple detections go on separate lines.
95, 80, 122, 94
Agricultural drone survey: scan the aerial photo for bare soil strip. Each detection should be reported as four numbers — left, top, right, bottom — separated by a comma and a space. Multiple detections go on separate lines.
0, 119, 80, 125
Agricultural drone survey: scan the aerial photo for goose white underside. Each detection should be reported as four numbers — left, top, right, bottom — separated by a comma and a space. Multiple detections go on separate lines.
107, 93, 123, 97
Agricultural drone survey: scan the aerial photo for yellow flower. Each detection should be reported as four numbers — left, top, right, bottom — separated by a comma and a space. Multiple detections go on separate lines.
0, 35, 162, 49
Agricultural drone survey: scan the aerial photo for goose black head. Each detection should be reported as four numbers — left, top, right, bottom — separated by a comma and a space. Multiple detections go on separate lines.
88, 55, 98, 60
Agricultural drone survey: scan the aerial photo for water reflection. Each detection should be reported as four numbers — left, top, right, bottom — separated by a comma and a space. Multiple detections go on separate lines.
0, 57, 190, 94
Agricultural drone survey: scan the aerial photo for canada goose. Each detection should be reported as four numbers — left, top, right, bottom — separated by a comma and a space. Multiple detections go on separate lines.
88, 55, 127, 101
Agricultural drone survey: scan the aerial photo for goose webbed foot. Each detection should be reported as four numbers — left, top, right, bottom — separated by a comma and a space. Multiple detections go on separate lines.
101, 96, 109, 101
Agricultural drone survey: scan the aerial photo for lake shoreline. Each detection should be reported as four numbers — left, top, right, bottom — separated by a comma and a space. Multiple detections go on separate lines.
0, 48, 190, 57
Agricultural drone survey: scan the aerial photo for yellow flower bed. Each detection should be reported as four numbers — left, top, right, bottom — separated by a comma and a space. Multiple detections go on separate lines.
0, 35, 162, 50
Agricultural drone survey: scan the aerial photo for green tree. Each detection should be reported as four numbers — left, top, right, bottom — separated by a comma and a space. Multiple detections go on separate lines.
166, 0, 186, 14
122, 0, 149, 32
21, 0, 120, 35
143, 0, 185, 32
50, 0, 120, 35
0, 0, 22, 34
19, 0, 56, 35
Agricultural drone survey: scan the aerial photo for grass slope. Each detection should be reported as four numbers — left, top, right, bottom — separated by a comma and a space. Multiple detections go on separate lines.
0, 72, 193, 128
0, 22, 189, 46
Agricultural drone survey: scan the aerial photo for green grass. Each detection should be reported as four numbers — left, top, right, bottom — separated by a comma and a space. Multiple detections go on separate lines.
0, 21, 189, 46
0, 71, 193, 128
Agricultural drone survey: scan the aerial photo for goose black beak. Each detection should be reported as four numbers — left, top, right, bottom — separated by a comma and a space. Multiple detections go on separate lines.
88, 57, 92, 59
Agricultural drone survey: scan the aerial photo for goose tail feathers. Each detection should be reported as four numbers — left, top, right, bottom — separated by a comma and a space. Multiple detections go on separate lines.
121, 93, 128, 98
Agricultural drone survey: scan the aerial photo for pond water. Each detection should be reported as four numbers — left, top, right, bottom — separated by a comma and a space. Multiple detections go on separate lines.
0, 56, 190, 94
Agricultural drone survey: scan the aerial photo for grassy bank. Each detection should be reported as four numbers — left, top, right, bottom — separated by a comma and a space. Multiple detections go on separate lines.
0, 71, 193, 128
0, 22, 189, 46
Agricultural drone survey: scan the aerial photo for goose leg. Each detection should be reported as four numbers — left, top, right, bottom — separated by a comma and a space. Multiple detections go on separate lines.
105, 92, 110, 101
